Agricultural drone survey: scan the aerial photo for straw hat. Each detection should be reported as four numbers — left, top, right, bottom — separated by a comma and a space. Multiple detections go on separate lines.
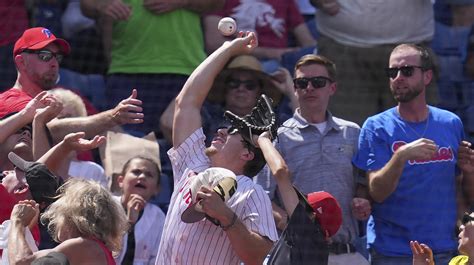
208, 55, 282, 106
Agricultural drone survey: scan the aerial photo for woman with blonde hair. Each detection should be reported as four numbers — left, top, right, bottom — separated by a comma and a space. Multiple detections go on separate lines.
8, 178, 129, 265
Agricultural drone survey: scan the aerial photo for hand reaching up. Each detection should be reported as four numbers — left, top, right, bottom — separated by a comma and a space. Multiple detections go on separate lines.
62, 132, 106, 152
410, 241, 434, 265
111, 89, 144, 126
10, 200, 40, 228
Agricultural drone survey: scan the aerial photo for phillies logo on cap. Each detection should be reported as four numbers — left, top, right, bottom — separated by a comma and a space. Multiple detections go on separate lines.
42, 28, 52, 38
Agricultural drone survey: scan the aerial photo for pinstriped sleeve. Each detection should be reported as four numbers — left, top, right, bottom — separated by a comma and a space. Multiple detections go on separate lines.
240, 182, 279, 242
167, 128, 210, 185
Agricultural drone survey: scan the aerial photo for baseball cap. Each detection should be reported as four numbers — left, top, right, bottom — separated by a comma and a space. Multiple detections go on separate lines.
307, 191, 342, 238
181, 167, 238, 223
32, 252, 70, 265
13, 27, 70, 56
8, 152, 60, 204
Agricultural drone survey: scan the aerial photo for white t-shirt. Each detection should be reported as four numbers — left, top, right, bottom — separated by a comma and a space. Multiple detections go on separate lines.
316, 0, 434, 47
68, 160, 108, 188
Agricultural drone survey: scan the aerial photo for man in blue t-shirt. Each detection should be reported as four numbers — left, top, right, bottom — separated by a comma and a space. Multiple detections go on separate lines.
353, 43, 474, 265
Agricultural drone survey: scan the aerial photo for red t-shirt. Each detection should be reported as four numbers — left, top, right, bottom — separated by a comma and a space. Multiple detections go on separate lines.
0, 185, 40, 254
211, 0, 305, 48
0, 88, 33, 119
0, 185, 16, 223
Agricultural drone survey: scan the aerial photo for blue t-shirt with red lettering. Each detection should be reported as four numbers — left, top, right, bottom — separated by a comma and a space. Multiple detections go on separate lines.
353, 106, 462, 256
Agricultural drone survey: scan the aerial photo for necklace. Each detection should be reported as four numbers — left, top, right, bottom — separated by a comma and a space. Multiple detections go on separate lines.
398, 108, 430, 139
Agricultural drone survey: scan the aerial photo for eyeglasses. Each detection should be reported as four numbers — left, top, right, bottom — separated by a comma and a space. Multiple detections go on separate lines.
385, 66, 424, 79
23, 49, 64, 63
293, 76, 333, 90
462, 213, 474, 225
223, 125, 255, 148
226, 79, 260, 91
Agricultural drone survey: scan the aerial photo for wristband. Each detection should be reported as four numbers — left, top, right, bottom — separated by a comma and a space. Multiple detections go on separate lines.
220, 212, 237, 231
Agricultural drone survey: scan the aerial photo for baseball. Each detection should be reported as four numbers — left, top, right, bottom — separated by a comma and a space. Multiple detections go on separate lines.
218, 17, 237, 36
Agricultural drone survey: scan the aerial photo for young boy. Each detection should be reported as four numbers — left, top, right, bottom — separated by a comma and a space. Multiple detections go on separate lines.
116, 156, 165, 265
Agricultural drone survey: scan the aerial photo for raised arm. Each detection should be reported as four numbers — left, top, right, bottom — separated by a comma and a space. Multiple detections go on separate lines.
0, 91, 52, 144
159, 99, 175, 144
37, 132, 106, 176
47, 89, 142, 144
32, 96, 63, 160
368, 138, 437, 203
172, 31, 258, 147
8, 200, 40, 265
255, 133, 298, 216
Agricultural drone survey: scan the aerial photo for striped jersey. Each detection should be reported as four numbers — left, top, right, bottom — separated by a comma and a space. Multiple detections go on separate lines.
155, 128, 278, 265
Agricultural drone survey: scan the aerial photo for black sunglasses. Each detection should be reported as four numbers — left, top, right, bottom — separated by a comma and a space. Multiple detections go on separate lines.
23, 49, 64, 63
385, 66, 424, 79
462, 213, 474, 225
226, 78, 260, 91
293, 76, 333, 90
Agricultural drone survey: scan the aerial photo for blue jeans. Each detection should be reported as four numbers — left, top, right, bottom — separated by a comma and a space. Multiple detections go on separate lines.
370, 248, 456, 265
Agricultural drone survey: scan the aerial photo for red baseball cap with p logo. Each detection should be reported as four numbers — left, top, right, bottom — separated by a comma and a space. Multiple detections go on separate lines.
13, 27, 70, 56
307, 191, 343, 238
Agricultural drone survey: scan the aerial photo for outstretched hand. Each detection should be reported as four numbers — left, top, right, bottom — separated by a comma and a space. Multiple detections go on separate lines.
410, 241, 434, 265
112, 89, 144, 126
224, 31, 258, 56
63, 132, 106, 152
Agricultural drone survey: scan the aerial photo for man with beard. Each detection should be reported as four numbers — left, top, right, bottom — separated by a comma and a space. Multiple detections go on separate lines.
0, 27, 144, 144
353, 44, 474, 265
155, 31, 278, 265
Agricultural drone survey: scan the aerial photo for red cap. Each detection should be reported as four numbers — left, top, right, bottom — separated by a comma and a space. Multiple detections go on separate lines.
307, 191, 342, 238
13, 27, 70, 56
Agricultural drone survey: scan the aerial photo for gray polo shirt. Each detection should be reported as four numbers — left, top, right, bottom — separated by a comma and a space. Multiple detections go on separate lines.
256, 109, 363, 244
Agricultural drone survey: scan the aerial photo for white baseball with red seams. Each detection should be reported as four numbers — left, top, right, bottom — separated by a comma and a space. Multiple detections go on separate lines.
218, 17, 237, 36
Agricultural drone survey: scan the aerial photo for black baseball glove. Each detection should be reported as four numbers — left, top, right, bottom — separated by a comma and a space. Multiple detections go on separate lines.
224, 94, 277, 146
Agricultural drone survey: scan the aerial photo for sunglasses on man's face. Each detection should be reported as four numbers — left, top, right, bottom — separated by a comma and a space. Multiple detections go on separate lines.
23, 49, 64, 63
462, 213, 474, 226
293, 76, 332, 90
226, 79, 260, 91
385, 66, 424, 79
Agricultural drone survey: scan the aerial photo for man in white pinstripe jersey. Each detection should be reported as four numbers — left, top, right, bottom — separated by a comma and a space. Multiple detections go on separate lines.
155, 31, 278, 265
